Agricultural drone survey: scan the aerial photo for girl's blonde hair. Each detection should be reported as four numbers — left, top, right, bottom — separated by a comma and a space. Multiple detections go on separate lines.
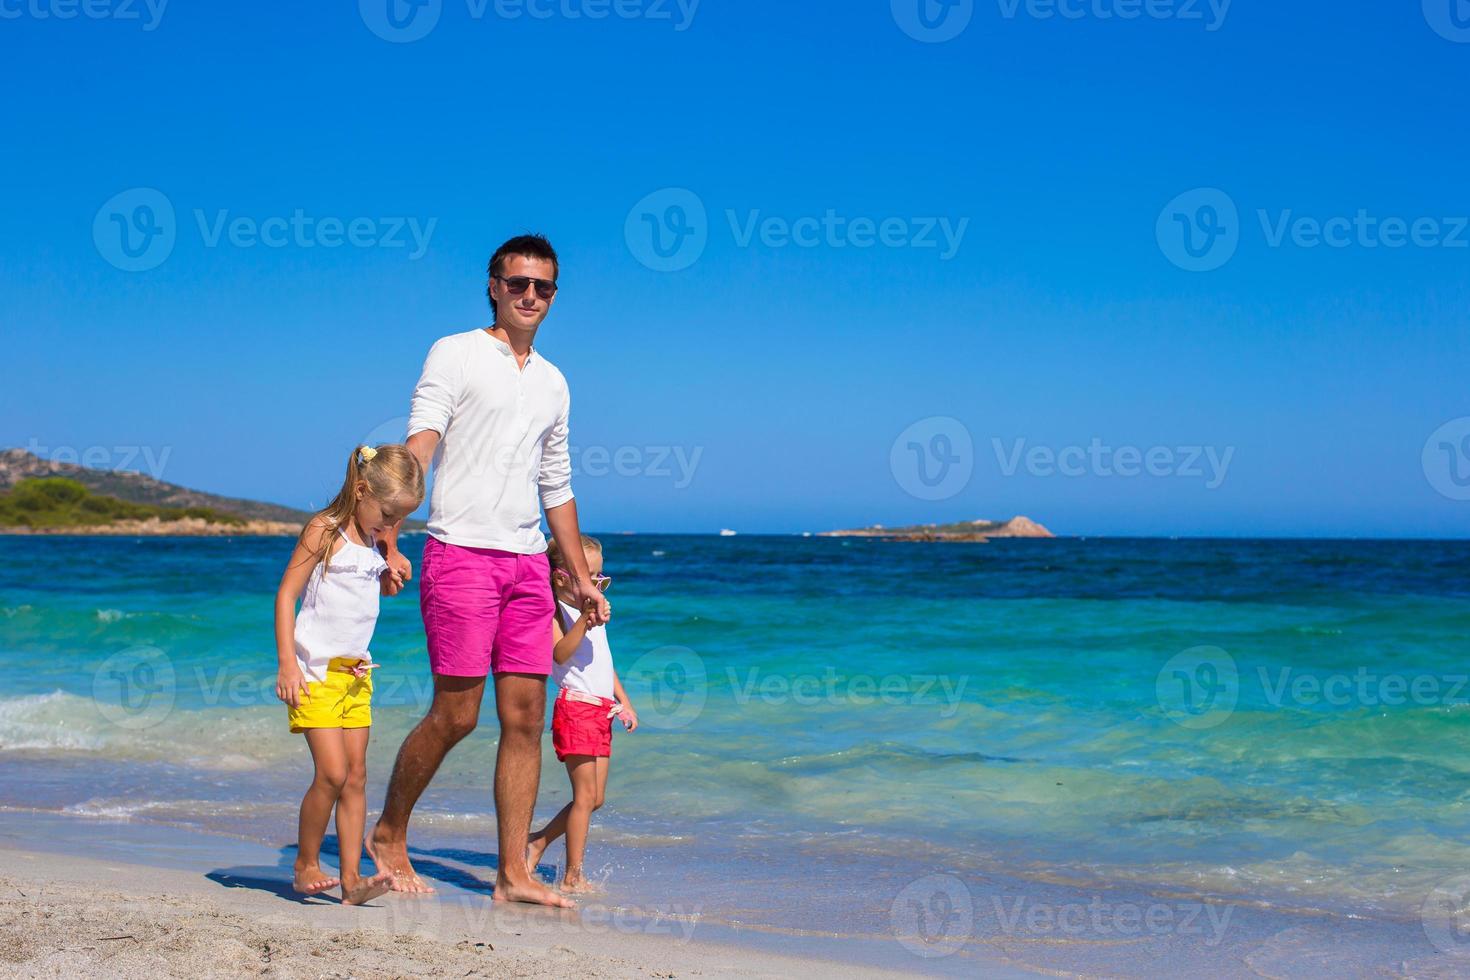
546, 534, 601, 632
303, 444, 425, 573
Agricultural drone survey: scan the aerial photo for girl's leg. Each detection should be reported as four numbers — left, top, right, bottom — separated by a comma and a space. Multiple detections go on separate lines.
337, 726, 394, 904
561, 756, 601, 891
295, 729, 348, 895
526, 755, 588, 874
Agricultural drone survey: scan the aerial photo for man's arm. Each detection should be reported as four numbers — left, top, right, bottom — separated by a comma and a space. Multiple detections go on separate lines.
381, 338, 457, 595
545, 498, 610, 626
380, 429, 439, 594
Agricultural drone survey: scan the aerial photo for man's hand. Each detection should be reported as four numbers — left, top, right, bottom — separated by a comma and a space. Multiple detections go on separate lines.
382, 551, 412, 596
571, 579, 611, 626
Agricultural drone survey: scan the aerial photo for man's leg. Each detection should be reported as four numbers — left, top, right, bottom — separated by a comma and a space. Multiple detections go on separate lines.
368, 674, 486, 892
491, 671, 571, 907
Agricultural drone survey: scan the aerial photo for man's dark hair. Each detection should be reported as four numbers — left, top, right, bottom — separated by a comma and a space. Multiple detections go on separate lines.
486, 233, 559, 315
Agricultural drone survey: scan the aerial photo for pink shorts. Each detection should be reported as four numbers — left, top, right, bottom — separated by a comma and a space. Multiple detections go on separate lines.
551, 691, 615, 761
420, 536, 555, 677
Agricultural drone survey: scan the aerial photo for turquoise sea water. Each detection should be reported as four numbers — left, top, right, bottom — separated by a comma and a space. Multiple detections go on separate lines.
3, 533, 1470, 966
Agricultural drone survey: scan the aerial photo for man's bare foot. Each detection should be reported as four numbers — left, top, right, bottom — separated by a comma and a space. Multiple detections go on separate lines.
493, 876, 576, 908
365, 829, 435, 894
341, 871, 396, 906
292, 866, 340, 896
525, 834, 549, 877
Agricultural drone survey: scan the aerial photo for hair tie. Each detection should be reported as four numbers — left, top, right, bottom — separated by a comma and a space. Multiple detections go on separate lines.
358, 445, 378, 464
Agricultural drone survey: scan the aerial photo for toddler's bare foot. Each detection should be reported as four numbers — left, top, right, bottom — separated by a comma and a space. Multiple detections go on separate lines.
292, 865, 340, 896
525, 835, 549, 877
341, 870, 395, 906
560, 873, 598, 895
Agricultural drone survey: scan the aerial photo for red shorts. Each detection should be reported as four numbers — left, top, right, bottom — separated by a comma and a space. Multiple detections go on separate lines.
420, 536, 555, 677
551, 691, 615, 761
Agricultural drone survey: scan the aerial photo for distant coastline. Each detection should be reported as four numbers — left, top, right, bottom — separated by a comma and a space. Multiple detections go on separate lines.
821, 515, 1054, 542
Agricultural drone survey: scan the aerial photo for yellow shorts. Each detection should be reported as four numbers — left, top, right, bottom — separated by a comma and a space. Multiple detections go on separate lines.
288, 659, 373, 733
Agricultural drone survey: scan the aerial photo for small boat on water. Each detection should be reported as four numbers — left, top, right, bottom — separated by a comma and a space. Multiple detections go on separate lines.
718, 528, 737, 537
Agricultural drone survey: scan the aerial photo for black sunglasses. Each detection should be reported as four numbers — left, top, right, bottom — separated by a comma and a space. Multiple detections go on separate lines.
493, 274, 558, 300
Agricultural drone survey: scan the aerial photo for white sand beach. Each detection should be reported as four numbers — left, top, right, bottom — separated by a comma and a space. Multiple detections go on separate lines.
0, 844, 921, 979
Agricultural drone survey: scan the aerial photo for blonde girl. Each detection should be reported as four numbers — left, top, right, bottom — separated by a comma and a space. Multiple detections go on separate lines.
274, 444, 424, 903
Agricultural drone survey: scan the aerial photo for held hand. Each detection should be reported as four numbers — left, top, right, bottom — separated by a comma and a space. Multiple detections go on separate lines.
380, 566, 406, 596
619, 702, 638, 732
573, 579, 612, 626
385, 551, 412, 591
276, 668, 310, 709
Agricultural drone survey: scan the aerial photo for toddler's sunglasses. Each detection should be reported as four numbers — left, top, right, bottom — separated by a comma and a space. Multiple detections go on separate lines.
494, 274, 558, 300
553, 569, 613, 591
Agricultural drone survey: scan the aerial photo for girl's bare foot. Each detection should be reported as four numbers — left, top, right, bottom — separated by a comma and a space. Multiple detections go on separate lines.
341, 870, 396, 906
525, 835, 549, 877
560, 874, 598, 895
292, 866, 341, 896
365, 831, 435, 893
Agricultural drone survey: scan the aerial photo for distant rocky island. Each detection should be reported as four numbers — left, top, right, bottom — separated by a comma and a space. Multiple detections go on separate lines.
821, 516, 1054, 542
0, 448, 310, 535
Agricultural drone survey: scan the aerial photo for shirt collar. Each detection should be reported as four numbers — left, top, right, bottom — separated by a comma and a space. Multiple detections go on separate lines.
482, 329, 534, 362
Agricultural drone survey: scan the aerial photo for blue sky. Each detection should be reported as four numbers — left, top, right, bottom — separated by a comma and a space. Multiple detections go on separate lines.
3, 1, 1467, 536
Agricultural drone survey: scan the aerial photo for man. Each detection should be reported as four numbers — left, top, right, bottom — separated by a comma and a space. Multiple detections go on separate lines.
368, 234, 610, 908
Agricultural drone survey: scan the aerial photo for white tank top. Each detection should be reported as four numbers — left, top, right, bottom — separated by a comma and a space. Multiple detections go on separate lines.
551, 598, 615, 699
293, 528, 389, 683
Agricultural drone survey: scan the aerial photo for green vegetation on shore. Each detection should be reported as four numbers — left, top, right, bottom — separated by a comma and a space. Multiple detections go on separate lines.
0, 478, 244, 529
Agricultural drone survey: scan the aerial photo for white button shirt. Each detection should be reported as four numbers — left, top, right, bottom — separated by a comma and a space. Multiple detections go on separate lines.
407, 329, 574, 553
